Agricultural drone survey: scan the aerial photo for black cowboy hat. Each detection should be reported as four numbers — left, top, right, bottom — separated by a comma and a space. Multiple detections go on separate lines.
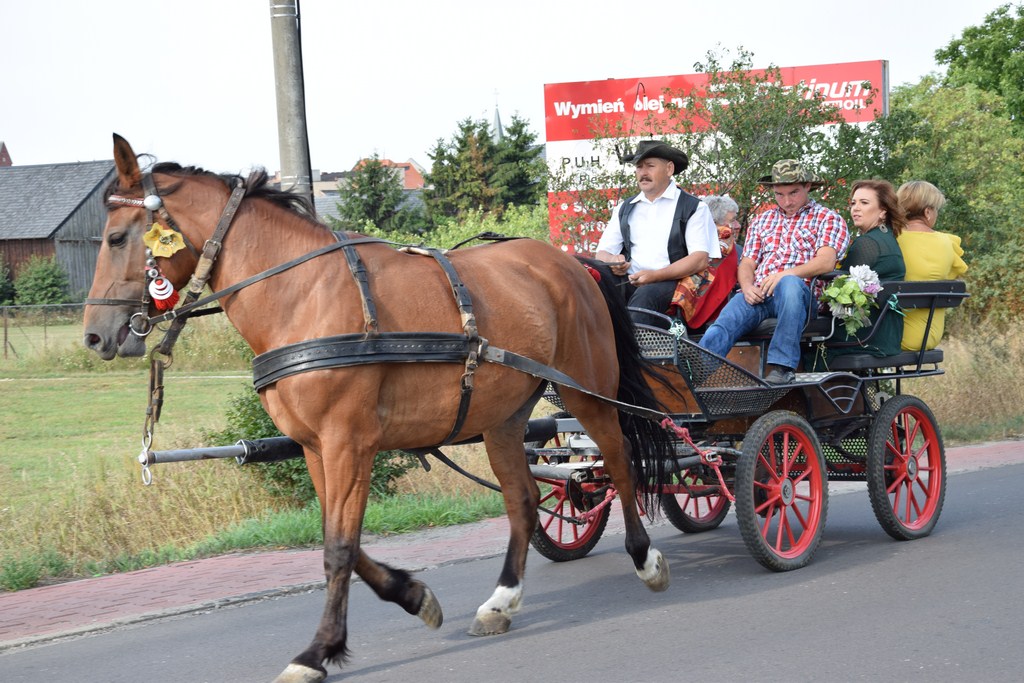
619, 139, 689, 174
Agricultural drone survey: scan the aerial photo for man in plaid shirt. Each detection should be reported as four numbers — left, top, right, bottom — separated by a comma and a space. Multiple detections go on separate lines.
699, 160, 849, 384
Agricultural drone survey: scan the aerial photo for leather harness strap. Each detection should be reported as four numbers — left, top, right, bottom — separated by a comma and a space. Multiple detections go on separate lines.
338, 232, 380, 335
155, 178, 247, 356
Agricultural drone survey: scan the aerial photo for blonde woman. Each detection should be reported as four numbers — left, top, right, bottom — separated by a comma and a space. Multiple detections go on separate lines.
896, 181, 968, 351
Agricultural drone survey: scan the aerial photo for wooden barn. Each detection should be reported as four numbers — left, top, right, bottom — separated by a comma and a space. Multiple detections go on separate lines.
0, 160, 116, 299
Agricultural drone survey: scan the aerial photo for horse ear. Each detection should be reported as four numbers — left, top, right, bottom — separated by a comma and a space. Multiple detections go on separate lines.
112, 133, 142, 190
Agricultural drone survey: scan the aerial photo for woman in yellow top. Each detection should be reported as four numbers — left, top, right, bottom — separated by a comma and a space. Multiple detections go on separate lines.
896, 181, 968, 350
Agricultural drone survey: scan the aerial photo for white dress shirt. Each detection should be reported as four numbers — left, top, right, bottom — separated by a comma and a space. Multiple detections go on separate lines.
596, 184, 720, 275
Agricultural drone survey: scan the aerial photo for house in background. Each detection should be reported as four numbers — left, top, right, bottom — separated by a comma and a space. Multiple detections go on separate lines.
0, 158, 116, 299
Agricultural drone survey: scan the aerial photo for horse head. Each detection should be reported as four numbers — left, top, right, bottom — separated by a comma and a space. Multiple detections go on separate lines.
83, 134, 208, 359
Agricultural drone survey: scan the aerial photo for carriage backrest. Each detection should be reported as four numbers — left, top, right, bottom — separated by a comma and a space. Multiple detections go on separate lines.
877, 279, 969, 310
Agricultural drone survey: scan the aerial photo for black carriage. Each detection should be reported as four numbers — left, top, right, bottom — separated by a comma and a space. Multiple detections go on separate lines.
525, 278, 968, 571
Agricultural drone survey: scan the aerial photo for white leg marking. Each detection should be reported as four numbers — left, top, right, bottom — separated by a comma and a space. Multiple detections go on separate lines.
475, 584, 524, 618
636, 548, 664, 583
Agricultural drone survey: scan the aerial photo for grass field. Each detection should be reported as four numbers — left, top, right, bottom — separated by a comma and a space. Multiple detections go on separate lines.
0, 372, 251, 506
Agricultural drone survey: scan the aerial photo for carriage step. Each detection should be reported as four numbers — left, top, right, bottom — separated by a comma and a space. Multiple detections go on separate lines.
529, 460, 605, 480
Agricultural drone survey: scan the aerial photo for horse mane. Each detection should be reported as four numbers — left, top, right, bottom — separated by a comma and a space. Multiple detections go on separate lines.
147, 162, 318, 222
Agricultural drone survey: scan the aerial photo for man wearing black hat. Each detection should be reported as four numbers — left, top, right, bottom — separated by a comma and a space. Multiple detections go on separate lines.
595, 139, 720, 328
698, 159, 850, 384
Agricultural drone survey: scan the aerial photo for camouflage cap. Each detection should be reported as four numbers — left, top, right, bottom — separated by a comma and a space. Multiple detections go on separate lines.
758, 159, 824, 188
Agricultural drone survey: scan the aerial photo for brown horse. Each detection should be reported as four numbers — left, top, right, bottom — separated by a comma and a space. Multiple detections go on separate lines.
84, 135, 672, 683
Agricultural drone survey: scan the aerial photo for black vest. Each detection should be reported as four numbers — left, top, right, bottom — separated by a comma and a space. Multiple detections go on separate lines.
618, 189, 701, 264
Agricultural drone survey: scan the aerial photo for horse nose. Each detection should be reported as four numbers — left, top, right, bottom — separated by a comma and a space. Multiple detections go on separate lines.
84, 333, 102, 349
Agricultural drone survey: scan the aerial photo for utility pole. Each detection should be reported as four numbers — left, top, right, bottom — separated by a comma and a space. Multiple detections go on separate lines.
269, 0, 314, 211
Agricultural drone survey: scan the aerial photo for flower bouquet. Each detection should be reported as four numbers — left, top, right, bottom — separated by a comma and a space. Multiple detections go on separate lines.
820, 265, 882, 335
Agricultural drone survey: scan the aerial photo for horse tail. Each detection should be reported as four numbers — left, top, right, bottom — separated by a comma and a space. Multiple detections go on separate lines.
576, 257, 674, 514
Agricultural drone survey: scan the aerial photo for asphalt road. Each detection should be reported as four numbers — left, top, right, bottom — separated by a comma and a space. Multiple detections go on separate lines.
2, 463, 1022, 683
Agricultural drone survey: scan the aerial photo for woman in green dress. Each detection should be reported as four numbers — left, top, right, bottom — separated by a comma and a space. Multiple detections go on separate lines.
811, 179, 906, 369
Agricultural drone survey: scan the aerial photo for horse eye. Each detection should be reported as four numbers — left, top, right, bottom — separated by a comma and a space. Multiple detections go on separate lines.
108, 232, 127, 248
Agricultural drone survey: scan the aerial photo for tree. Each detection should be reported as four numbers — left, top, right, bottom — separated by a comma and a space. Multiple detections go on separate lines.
869, 76, 1024, 323
422, 118, 500, 226
329, 154, 424, 234
935, 3, 1024, 125
491, 114, 547, 207
13, 255, 69, 305
665, 48, 873, 221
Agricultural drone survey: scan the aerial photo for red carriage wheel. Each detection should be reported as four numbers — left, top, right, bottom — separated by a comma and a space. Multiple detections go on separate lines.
659, 467, 731, 533
530, 476, 611, 562
528, 413, 611, 561
735, 411, 828, 572
866, 394, 946, 540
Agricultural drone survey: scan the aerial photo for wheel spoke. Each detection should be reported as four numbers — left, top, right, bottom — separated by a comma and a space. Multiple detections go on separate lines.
885, 468, 907, 494
790, 500, 809, 530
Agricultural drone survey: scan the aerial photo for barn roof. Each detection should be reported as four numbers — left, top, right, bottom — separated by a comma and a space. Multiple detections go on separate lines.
0, 160, 115, 239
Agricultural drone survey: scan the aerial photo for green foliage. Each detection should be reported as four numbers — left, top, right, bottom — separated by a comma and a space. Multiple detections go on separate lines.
205, 386, 419, 503
424, 118, 500, 225
423, 115, 546, 227
13, 255, 69, 305
491, 115, 548, 207
328, 153, 425, 234
669, 47, 866, 219
358, 204, 550, 249
936, 3, 1024, 126
0, 256, 14, 304
864, 76, 1024, 322
204, 387, 314, 504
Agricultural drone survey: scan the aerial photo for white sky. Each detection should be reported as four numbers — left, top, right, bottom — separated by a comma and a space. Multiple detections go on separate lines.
0, 0, 1008, 175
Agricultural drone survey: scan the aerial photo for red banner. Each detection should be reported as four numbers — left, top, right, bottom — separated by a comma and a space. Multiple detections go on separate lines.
544, 60, 888, 143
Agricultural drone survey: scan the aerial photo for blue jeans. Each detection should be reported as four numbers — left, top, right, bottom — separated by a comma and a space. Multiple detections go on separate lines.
698, 275, 810, 370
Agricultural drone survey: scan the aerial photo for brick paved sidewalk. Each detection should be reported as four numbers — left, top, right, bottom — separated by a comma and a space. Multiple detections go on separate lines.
1, 441, 1020, 651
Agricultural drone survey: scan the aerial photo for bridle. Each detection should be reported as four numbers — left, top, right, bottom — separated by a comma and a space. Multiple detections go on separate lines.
85, 172, 248, 350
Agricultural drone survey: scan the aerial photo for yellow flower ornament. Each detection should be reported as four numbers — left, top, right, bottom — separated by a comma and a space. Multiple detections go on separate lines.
143, 223, 186, 258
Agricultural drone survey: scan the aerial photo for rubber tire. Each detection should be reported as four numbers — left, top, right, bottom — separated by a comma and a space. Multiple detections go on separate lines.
867, 394, 946, 541
735, 411, 828, 572
660, 468, 731, 533
528, 411, 610, 562
530, 488, 611, 562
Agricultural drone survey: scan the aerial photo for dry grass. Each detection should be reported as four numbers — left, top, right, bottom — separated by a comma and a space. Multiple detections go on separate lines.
394, 443, 495, 497
905, 321, 1024, 443
0, 460, 282, 576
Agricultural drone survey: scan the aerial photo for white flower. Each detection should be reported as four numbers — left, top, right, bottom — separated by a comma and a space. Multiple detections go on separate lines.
849, 265, 882, 295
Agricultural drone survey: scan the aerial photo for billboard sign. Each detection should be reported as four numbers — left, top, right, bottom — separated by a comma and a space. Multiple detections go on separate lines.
543, 60, 889, 250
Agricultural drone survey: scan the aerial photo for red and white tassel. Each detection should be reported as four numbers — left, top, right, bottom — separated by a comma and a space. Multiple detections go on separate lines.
148, 277, 179, 311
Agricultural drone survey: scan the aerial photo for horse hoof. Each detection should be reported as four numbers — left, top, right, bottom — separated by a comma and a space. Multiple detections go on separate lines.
637, 548, 671, 592
468, 611, 511, 636
272, 662, 326, 683
417, 586, 444, 629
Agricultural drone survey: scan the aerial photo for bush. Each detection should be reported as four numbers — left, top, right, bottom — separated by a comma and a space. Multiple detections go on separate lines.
0, 256, 14, 304
14, 255, 69, 305
362, 204, 551, 248
205, 386, 418, 503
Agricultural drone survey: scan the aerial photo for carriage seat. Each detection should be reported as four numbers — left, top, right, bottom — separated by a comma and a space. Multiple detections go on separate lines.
750, 279, 968, 372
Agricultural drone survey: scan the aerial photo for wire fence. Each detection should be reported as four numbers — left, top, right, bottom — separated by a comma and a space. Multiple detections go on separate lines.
1, 303, 85, 361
